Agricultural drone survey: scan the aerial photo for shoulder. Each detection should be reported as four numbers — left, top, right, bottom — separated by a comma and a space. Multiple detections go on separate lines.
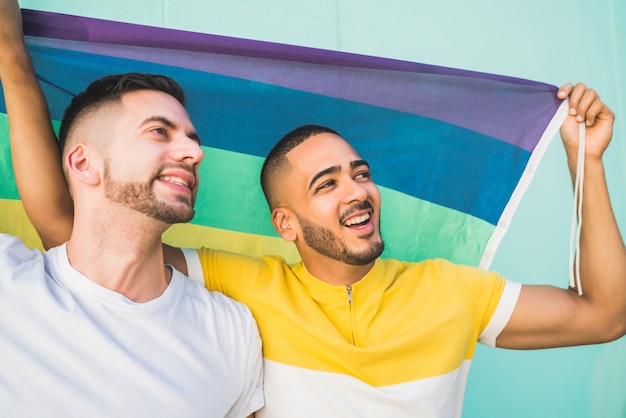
0, 233, 29, 252
417, 258, 501, 280
200, 289, 261, 347
376, 257, 478, 277
189, 246, 292, 282
377, 257, 504, 289
206, 286, 256, 320
194, 246, 289, 266
0, 233, 42, 267
0, 235, 60, 296
175, 269, 257, 325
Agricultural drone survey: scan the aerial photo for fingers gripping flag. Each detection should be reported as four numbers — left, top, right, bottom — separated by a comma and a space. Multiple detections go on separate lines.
0, 9, 568, 268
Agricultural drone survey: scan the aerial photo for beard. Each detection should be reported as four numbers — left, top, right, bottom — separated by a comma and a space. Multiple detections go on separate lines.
297, 213, 384, 266
103, 161, 196, 224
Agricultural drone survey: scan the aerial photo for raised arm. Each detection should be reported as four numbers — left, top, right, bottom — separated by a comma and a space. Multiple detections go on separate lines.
0, 0, 73, 249
497, 83, 626, 349
0, 1, 191, 274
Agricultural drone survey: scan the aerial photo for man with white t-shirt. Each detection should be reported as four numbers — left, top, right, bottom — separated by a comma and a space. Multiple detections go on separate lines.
4, 1, 626, 417
0, 1, 263, 416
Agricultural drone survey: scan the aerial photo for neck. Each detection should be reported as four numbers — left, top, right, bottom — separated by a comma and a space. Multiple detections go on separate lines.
301, 255, 375, 286
67, 207, 171, 302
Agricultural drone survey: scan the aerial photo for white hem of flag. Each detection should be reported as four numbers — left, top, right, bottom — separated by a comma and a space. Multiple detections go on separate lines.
478, 98, 570, 270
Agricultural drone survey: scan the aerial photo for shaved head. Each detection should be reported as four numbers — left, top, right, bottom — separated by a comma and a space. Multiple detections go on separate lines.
59, 73, 187, 181
260, 124, 339, 210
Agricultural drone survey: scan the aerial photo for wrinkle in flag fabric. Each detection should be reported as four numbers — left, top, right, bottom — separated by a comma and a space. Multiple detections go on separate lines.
0, 9, 567, 268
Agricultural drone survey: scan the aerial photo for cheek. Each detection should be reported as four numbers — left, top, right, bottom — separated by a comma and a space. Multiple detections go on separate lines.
129, 147, 165, 170
297, 197, 337, 224
315, 195, 341, 213
109, 156, 154, 181
368, 186, 382, 205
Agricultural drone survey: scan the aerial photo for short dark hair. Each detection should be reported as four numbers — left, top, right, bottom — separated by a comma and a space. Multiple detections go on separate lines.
260, 124, 339, 209
58, 73, 186, 152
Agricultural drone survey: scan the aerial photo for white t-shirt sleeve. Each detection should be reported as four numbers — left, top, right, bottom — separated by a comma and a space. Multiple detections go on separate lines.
478, 280, 522, 347
181, 248, 204, 285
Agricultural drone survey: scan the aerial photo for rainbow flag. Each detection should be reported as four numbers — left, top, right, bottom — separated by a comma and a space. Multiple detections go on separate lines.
0, 9, 567, 268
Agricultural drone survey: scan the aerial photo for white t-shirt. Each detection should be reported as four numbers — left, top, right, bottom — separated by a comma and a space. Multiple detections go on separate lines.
0, 234, 264, 418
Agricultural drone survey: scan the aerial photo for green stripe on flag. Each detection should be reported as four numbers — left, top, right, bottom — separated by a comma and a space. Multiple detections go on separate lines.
1, 113, 494, 264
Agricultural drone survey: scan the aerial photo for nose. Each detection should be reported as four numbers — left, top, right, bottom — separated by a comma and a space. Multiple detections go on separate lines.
343, 177, 368, 203
172, 134, 204, 168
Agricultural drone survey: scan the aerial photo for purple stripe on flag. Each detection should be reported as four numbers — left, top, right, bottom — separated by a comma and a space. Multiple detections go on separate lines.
22, 9, 541, 80
22, 9, 561, 152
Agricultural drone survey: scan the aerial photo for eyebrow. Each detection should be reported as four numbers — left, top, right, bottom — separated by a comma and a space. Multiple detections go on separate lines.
141, 116, 202, 145
307, 159, 370, 191
352, 159, 370, 170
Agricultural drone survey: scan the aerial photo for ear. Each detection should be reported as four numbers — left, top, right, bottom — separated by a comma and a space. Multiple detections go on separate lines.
271, 207, 297, 242
65, 143, 101, 186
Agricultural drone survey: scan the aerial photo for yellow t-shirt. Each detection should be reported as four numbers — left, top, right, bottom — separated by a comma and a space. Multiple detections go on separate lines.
184, 248, 520, 418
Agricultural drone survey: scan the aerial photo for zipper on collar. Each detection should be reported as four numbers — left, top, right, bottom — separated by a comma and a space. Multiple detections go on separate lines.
346, 285, 356, 344
346, 285, 353, 306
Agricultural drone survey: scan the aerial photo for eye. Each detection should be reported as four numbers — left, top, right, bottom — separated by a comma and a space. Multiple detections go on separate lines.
355, 170, 371, 181
316, 179, 336, 192
152, 127, 167, 136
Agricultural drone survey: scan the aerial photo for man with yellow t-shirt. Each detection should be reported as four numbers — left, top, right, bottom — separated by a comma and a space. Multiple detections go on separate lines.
3, 1, 626, 416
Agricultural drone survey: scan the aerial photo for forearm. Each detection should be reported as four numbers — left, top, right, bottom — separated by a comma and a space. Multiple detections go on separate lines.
0, 11, 74, 248
574, 155, 626, 334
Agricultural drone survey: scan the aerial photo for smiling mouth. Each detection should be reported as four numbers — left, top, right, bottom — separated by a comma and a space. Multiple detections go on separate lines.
158, 175, 190, 188
343, 212, 371, 227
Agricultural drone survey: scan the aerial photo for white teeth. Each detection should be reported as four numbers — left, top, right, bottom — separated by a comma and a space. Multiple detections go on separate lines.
160, 176, 189, 187
344, 213, 370, 226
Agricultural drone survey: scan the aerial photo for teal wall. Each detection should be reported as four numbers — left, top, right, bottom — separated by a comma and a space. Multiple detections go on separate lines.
20, 1, 626, 417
